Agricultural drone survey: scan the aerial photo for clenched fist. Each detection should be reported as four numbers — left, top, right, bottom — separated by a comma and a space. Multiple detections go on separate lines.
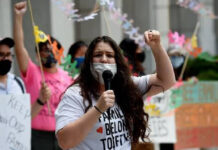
14, 1, 27, 16
144, 30, 161, 50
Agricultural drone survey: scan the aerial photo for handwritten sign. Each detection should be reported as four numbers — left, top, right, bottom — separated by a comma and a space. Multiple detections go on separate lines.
144, 82, 218, 145
145, 90, 173, 116
175, 127, 218, 150
144, 91, 177, 143
148, 115, 177, 143
145, 82, 218, 112
171, 82, 218, 107
0, 94, 31, 150
175, 103, 218, 149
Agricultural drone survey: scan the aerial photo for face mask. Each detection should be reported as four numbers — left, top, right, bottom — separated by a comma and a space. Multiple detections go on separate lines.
91, 63, 117, 84
74, 57, 85, 68
170, 56, 184, 69
136, 52, 145, 62
0, 60, 12, 75
41, 52, 57, 68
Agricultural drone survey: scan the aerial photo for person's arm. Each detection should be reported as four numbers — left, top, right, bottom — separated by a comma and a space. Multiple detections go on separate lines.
13, 1, 30, 74
31, 82, 51, 118
144, 30, 176, 97
56, 90, 115, 149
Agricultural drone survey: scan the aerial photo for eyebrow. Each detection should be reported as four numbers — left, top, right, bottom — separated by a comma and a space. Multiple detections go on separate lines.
0, 52, 11, 54
94, 49, 114, 53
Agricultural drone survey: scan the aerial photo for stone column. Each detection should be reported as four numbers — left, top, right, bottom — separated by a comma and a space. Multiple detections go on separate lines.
74, 0, 101, 43
0, 0, 15, 73
0, 0, 12, 37
50, 0, 75, 55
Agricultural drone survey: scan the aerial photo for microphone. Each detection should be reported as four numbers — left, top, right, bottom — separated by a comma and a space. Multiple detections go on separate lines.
102, 70, 113, 120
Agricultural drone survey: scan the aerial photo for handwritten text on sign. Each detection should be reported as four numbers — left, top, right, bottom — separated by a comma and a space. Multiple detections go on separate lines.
148, 115, 177, 143
175, 103, 218, 149
0, 94, 31, 150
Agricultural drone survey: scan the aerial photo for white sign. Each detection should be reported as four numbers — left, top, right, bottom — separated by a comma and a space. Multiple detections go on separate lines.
149, 115, 177, 143
144, 90, 177, 143
0, 94, 31, 150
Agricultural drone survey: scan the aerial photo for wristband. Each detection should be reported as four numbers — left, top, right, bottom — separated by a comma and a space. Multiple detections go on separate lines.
37, 98, 45, 106
94, 105, 103, 114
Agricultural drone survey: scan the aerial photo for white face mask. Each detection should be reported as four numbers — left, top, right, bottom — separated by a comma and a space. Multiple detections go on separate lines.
91, 63, 117, 84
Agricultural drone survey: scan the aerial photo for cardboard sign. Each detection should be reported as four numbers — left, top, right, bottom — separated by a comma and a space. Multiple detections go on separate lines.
175, 103, 218, 149
176, 103, 218, 129
0, 94, 31, 150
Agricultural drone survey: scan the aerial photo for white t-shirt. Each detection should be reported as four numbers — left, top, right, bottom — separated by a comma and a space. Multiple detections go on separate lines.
0, 73, 25, 94
55, 75, 150, 150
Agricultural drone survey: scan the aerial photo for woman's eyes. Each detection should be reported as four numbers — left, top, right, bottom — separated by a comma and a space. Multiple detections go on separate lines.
93, 54, 101, 57
94, 53, 114, 58
107, 54, 114, 58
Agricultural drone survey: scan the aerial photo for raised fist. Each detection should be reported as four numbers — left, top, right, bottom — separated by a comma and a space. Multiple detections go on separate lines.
14, 1, 27, 15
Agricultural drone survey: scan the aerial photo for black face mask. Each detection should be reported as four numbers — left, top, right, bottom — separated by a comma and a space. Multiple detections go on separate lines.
0, 60, 12, 75
136, 52, 145, 62
41, 53, 57, 68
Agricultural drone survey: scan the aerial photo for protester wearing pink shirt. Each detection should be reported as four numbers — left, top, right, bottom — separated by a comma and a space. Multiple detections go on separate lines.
21, 59, 71, 131
14, 1, 72, 150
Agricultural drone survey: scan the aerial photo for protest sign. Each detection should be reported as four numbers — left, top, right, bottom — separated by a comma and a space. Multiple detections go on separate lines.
149, 115, 177, 143
0, 94, 31, 150
145, 82, 218, 146
175, 103, 218, 149
145, 91, 177, 143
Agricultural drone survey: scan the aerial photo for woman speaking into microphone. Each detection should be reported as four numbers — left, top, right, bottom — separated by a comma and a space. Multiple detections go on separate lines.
55, 30, 176, 150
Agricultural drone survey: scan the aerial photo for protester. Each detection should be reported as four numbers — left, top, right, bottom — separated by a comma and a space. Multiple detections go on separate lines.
167, 47, 186, 80
0, 37, 25, 94
14, 1, 72, 150
55, 30, 176, 150
68, 40, 88, 67
120, 38, 146, 76
67, 40, 88, 79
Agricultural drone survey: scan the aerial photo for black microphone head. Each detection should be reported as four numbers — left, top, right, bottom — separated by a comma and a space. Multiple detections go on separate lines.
102, 70, 113, 90
102, 70, 113, 81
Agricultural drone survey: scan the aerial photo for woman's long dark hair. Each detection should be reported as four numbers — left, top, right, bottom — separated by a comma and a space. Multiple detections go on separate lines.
73, 36, 149, 143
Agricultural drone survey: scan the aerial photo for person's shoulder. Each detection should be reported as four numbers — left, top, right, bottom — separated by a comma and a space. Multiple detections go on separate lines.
27, 59, 38, 68
58, 67, 67, 73
8, 73, 23, 82
58, 68, 71, 76
65, 84, 81, 95
8, 73, 26, 93
8, 73, 15, 79
62, 84, 83, 103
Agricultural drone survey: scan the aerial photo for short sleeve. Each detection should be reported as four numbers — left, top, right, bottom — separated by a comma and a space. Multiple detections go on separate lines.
55, 85, 85, 133
132, 75, 150, 95
21, 59, 39, 84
